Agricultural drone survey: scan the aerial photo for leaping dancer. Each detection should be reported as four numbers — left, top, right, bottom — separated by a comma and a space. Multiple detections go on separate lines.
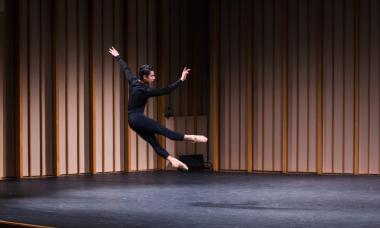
109, 47, 207, 171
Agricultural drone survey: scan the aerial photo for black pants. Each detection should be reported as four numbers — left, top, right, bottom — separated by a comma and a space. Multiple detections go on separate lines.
128, 113, 184, 159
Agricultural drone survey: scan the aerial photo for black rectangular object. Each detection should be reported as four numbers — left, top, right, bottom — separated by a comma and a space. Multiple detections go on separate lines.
179, 154, 205, 170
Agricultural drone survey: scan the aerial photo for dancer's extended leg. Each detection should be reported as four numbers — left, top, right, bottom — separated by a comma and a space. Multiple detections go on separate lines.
137, 132, 188, 171
130, 114, 207, 143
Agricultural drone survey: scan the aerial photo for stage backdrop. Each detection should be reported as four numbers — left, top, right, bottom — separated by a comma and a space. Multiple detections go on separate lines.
210, 0, 380, 175
1, 0, 380, 179
0, 0, 209, 179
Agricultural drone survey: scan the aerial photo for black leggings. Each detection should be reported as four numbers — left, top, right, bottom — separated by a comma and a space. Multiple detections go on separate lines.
128, 113, 184, 159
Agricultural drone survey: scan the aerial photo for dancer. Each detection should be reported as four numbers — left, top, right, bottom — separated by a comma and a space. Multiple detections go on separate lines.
109, 47, 207, 171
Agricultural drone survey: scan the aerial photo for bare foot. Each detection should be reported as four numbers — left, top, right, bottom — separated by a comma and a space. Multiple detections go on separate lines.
167, 156, 189, 171
185, 135, 208, 143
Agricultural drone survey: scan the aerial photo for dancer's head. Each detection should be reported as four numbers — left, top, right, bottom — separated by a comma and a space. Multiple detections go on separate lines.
139, 64, 156, 84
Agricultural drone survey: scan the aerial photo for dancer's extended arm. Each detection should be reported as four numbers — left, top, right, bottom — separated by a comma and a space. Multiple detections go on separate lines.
109, 47, 137, 83
146, 67, 190, 97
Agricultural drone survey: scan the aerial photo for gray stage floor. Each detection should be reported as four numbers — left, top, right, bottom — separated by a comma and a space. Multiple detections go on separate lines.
1, 171, 380, 228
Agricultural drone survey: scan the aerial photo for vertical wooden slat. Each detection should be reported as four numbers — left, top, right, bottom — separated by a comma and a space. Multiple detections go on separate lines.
67, 0, 78, 174
147, 0, 157, 170
137, 0, 148, 171
123, 0, 130, 172
306, 0, 310, 172
112, 0, 116, 172
78, 0, 85, 173
39, 0, 43, 176
230, 0, 239, 170
210, 0, 220, 171
367, 0, 371, 175
55, 0, 67, 175
64, 0, 69, 175
358, 0, 369, 174
378, 0, 380, 175
245, 0, 253, 173
227, 0, 231, 170
89, 0, 97, 174
76, 0, 80, 174
29, 0, 41, 176
317, 0, 323, 175
111, 0, 119, 172
309, 0, 318, 173
127, 0, 138, 171
353, 0, 359, 175
273, 0, 282, 171
333, 0, 344, 174
53, 0, 59, 176
100, 0, 104, 173
298, 0, 308, 172
0, 1, 4, 179
369, 0, 380, 174
261, 0, 265, 171
157, 0, 169, 170
263, 0, 274, 171
295, 0, 299, 173
331, 0, 335, 173
41, 0, 53, 176
282, 0, 288, 174
322, 0, 333, 173
288, 0, 297, 172
342, 0, 346, 173
253, 0, 263, 171
103, 0, 114, 172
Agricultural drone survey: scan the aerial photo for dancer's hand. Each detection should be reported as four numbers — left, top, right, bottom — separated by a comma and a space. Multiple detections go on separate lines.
109, 46, 119, 57
180, 67, 190, 81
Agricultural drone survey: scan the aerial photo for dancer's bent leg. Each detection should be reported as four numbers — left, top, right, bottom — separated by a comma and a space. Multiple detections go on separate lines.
137, 131, 188, 170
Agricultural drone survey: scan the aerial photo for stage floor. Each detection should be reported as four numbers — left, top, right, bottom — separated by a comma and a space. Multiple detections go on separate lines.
1, 172, 380, 227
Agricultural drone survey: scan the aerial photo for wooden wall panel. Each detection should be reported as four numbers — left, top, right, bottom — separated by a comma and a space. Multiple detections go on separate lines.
92, 0, 103, 173
175, 116, 186, 156
358, 0, 370, 174
287, 0, 297, 172
220, 0, 228, 170
102, 0, 114, 172
333, 0, 344, 173
197, 116, 208, 161
113, 0, 124, 172
212, 0, 380, 174
185, 117, 195, 154
0, 0, 209, 179
147, 0, 158, 169
5, 0, 380, 177
273, 0, 283, 172
19, 0, 28, 177
55, 0, 66, 175
263, 0, 274, 171
136, 0, 148, 171
252, 0, 262, 171
308, 0, 319, 173
67, 0, 78, 174
78, 0, 90, 173
369, 0, 380, 174
41, 0, 53, 175
344, 0, 355, 174
0, 2, 4, 179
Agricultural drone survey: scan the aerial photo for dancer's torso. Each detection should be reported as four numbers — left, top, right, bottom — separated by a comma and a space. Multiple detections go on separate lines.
128, 80, 150, 115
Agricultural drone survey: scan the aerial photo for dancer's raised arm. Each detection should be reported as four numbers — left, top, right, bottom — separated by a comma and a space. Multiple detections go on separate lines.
146, 67, 190, 97
109, 47, 137, 83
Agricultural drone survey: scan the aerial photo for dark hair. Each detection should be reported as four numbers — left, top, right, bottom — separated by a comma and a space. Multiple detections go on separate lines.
139, 64, 153, 80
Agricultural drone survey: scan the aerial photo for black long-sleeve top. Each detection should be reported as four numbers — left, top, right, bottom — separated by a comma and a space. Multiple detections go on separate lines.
116, 56, 183, 114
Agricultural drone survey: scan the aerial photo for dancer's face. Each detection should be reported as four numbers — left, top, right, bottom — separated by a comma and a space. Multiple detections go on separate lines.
143, 71, 156, 85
